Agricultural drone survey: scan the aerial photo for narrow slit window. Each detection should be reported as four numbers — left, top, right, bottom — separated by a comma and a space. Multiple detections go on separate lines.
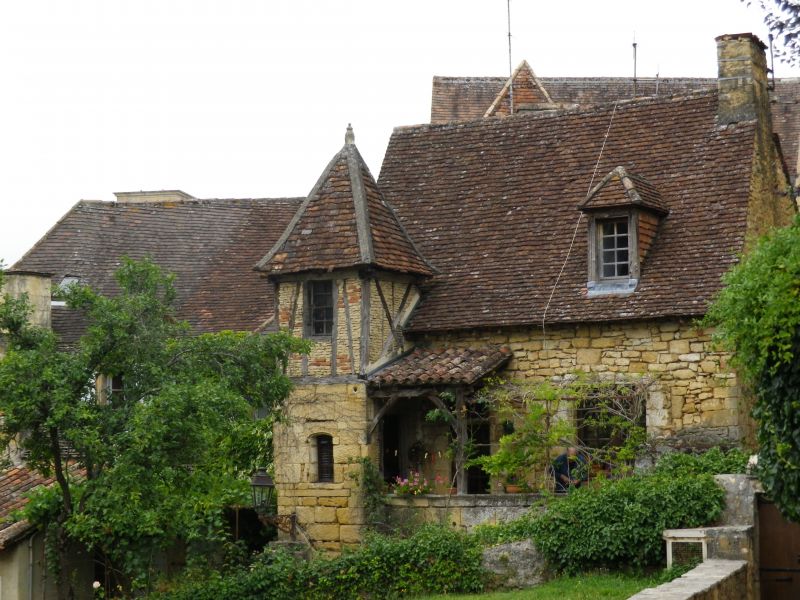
599, 219, 630, 278
316, 435, 334, 482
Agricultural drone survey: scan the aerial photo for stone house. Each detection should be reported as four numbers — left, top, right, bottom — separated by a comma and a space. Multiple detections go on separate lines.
3, 33, 797, 553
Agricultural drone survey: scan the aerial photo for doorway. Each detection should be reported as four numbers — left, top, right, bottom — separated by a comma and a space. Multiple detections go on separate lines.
759, 496, 800, 599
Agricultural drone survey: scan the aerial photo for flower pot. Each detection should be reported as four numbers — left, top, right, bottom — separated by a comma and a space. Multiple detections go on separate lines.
448, 487, 458, 496
504, 484, 523, 494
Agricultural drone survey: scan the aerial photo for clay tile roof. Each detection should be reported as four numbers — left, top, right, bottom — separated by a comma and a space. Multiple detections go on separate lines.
368, 346, 512, 387
580, 166, 669, 215
256, 129, 432, 278
0, 467, 53, 548
380, 91, 761, 332
430, 74, 800, 183
12, 197, 302, 341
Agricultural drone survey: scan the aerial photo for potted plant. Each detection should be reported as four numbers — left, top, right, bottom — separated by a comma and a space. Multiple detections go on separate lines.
392, 470, 433, 496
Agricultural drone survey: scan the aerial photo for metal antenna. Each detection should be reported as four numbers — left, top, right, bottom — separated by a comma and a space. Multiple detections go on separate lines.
507, 0, 513, 114
768, 33, 776, 91
655, 66, 660, 97
632, 32, 638, 98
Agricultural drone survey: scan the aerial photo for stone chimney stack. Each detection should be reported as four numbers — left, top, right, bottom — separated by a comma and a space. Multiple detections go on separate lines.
0, 271, 52, 359
716, 33, 770, 126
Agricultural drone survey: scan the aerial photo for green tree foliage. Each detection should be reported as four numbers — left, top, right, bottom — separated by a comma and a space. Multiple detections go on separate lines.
746, 1, 800, 66
0, 258, 308, 597
704, 217, 800, 521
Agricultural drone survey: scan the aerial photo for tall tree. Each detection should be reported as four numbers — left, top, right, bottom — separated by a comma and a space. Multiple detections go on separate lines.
705, 216, 800, 522
747, 1, 800, 66
0, 258, 308, 598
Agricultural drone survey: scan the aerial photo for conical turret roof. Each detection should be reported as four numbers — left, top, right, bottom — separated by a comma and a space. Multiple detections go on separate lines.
256, 126, 433, 277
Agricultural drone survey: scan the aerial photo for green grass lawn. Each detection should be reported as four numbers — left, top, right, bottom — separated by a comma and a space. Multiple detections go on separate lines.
417, 573, 655, 600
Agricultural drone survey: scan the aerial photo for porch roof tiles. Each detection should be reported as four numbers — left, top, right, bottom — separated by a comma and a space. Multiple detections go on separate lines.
0, 467, 53, 548
368, 346, 512, 387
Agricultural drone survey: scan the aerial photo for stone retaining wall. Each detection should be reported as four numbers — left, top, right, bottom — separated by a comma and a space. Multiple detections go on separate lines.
385, 493, 540, 531
629, 559, 748, 600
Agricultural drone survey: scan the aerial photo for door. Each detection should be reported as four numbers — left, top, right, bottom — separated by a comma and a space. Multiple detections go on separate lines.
759, 496, 800, 599
382, 416, 402, 483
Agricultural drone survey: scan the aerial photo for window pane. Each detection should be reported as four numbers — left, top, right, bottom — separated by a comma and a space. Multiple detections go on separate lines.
307, 281, 334, 337
598, 218, 630, 280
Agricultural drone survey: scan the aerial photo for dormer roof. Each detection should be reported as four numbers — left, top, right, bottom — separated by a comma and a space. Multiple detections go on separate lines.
484, 60, 556, 117
256, 126, 433, 277
579, 166, 669, 216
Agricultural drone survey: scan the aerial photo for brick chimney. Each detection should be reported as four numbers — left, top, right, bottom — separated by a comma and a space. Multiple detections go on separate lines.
716, 33, 770, 126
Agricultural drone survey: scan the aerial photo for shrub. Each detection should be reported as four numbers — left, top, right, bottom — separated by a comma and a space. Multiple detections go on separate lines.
652, 447, 749, 478
529, 473, 724, 573
151, 524, 485, 599
474, 448, 740, 573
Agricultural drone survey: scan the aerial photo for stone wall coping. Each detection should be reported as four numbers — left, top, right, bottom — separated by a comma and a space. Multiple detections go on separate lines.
663, 525, 752, 539
628, 559, 747, 599
385, 493, 543, 508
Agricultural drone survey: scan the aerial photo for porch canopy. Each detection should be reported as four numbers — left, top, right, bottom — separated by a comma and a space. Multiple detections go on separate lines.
366, 346, 511, 493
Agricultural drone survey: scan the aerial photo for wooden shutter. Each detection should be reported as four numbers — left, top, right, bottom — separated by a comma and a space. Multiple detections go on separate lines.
317, 435, 334, 482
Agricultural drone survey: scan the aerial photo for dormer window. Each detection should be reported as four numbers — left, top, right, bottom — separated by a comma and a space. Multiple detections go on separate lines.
579, 167, 669, 298
305, 280, 334, 337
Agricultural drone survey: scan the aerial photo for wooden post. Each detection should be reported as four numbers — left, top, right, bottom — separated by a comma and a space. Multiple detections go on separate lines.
455, 388, 468, 495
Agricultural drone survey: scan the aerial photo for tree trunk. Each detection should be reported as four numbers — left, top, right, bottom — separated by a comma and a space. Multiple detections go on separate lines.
54, 522, 76, 600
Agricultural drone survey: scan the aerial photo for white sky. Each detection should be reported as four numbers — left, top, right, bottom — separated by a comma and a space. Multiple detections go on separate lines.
0, 0, 795, 266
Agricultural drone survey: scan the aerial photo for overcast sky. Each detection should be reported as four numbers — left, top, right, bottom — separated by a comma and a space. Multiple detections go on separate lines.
1, 0, 795, 266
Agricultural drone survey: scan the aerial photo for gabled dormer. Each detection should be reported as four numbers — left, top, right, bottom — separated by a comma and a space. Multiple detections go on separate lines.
256, 126, 433, 378
578, 166, 669, 297
484, 60, 558, 117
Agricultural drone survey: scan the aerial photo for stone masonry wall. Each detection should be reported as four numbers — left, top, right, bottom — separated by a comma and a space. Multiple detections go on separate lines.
0, 273, 52, 359
418, 319, 746, 445
273, 382, 375, 552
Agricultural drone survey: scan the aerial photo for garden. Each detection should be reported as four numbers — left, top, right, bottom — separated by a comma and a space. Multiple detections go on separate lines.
150, 447, 748, 599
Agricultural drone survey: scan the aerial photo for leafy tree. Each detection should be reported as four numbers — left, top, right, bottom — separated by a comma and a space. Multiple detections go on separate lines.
704, 216, 800, 521
746, 1, 800, 66
0, 258, 309, 598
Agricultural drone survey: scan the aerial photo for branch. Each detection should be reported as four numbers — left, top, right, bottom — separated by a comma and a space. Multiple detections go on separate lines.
49, 427, 72, 515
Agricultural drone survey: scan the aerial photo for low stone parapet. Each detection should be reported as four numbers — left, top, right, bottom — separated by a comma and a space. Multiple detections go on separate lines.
629, 559, 748, 600
385, 493, 540, 531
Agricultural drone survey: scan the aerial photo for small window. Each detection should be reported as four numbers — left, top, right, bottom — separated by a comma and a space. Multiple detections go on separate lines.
305, 281, 334, 337
598, 219, 629, 279
577, 385, 645, 459
316, 435, 334, 482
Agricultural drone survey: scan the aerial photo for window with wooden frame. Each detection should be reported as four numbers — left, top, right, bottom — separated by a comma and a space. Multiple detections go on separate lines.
316, 434, 334, 482
576, 383, 645, 461
598, 218, 630, 279
586, 212, 639, 296
304, 280, 334, 338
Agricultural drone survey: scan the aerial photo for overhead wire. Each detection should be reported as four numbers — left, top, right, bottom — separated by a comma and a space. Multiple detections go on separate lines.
540, 100, 620, 349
